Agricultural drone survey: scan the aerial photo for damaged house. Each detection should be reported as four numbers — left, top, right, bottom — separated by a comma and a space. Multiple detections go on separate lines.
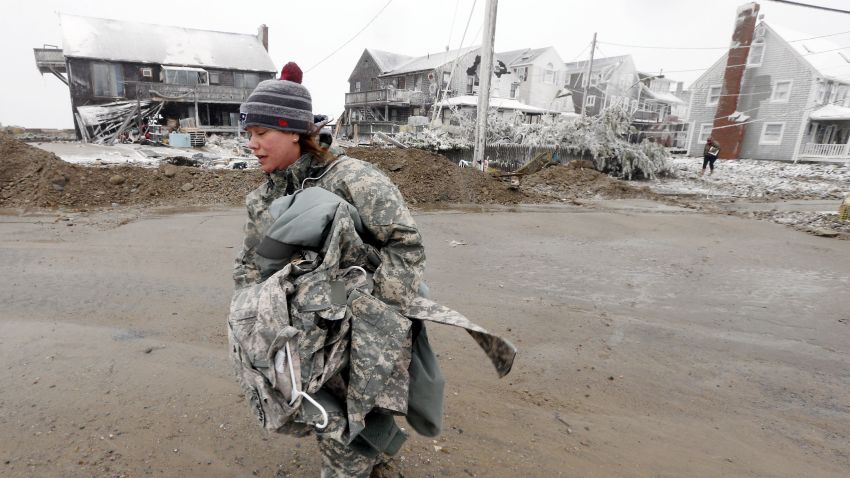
33, 14, 276, 143
343, 45, 569, 142
562, 54, 690, 148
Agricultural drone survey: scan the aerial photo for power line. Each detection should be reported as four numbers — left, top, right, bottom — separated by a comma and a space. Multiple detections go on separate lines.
598, 40, 727, 51
598, 29, 850, 52
788, 29, 850, 42
433, 0, 478, 121
803, 45, 850, 55
709, 96, 850, 132
661, 44, 850, 75
766, 0, 850, 15
305, 0, 394, 73
446, 0, 460, 51
568, 43, 592, 64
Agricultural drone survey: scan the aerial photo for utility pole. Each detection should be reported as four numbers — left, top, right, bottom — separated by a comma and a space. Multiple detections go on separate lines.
581, 32, 597, 116
473, 0, 498, 169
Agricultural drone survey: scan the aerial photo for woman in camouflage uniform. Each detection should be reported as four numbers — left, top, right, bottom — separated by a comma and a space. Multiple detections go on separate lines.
233, 66, 425, 477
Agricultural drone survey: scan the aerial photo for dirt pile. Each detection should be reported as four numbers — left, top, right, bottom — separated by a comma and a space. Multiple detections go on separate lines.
0, 133, 264, 210
348, 147, 537, 205
521, 162, 663, 201
1, 134, 658, 211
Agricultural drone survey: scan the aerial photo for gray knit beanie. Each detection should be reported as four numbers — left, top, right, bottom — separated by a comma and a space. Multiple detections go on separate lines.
239, 79, 313, 134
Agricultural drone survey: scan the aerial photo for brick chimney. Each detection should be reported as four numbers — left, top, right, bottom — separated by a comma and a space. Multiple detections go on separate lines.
257, 24, 269, 51
712, 2, 760, 159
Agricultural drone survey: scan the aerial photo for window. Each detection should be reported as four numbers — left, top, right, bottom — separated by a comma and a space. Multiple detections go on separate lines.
442, 71, 451, 87
838, 85, 848, 105
748, 42, 765, 67
771, 80, 792, 102
698, 123, 713, 144
369, 78, 378, 90
585, 95, 596, 107
235, 72, 257, 89
140, 67, 152, 78
355, 81, 361, 92
91, 62, 124, 97
544, 63, 555, 84
398, 76, 406, 90
164, 67, 209, 86
816, 81, 827, 104
517, 67, 528, 82
759, 122, 785, 145
209, 72, 220, 85
510, 82, 519, 99
707, 85, 722, 106
415, 75, 422, 91
467, 75, 474, 94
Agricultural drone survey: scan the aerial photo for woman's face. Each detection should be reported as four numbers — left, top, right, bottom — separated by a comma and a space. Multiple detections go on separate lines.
246, 127, 301, 173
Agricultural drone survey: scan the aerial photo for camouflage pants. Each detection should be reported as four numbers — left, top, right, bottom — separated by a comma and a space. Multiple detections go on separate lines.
316, 434, 382, 478
314, 411, 383, 478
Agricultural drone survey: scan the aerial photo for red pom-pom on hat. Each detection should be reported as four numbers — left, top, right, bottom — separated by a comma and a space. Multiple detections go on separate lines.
280, 62, 303, 84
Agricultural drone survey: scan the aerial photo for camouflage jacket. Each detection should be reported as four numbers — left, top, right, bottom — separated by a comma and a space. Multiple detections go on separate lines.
228, 201, 516, 444
233, 153, 425, 311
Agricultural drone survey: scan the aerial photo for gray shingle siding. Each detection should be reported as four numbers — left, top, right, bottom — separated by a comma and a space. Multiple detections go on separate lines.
687, 55, 727, 156
737, 29, 814, 160
687, 26, 816, 159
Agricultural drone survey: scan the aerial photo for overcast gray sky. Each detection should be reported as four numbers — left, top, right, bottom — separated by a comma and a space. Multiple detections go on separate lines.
2, 0, 849, 129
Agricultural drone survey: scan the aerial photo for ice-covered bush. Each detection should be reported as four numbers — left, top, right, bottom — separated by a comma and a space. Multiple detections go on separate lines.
394, 105, 670, 179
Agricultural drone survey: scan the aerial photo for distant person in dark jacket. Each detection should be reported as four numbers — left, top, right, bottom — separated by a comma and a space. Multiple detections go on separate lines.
701, 136, 721, 176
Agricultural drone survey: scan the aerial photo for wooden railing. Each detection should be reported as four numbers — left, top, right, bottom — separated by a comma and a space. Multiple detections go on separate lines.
799, 142, 850, 159
345, 88, 428, 106
33, 48, 66, 72
134, 83, 255, 103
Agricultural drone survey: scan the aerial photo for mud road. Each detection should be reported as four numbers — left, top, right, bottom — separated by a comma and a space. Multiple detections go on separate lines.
1, 202, 848, 477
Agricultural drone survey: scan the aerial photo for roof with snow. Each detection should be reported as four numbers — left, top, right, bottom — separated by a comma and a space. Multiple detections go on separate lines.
60, 14, 276, 72
564, 54, 632, 74
437, 95, 548, 113
381, 45, 480, 76
496, 47, 550, 67
640, 85, 685, 105
367, 48, 414, 73
766, 23, 850, 84
809, 104, 850, 121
